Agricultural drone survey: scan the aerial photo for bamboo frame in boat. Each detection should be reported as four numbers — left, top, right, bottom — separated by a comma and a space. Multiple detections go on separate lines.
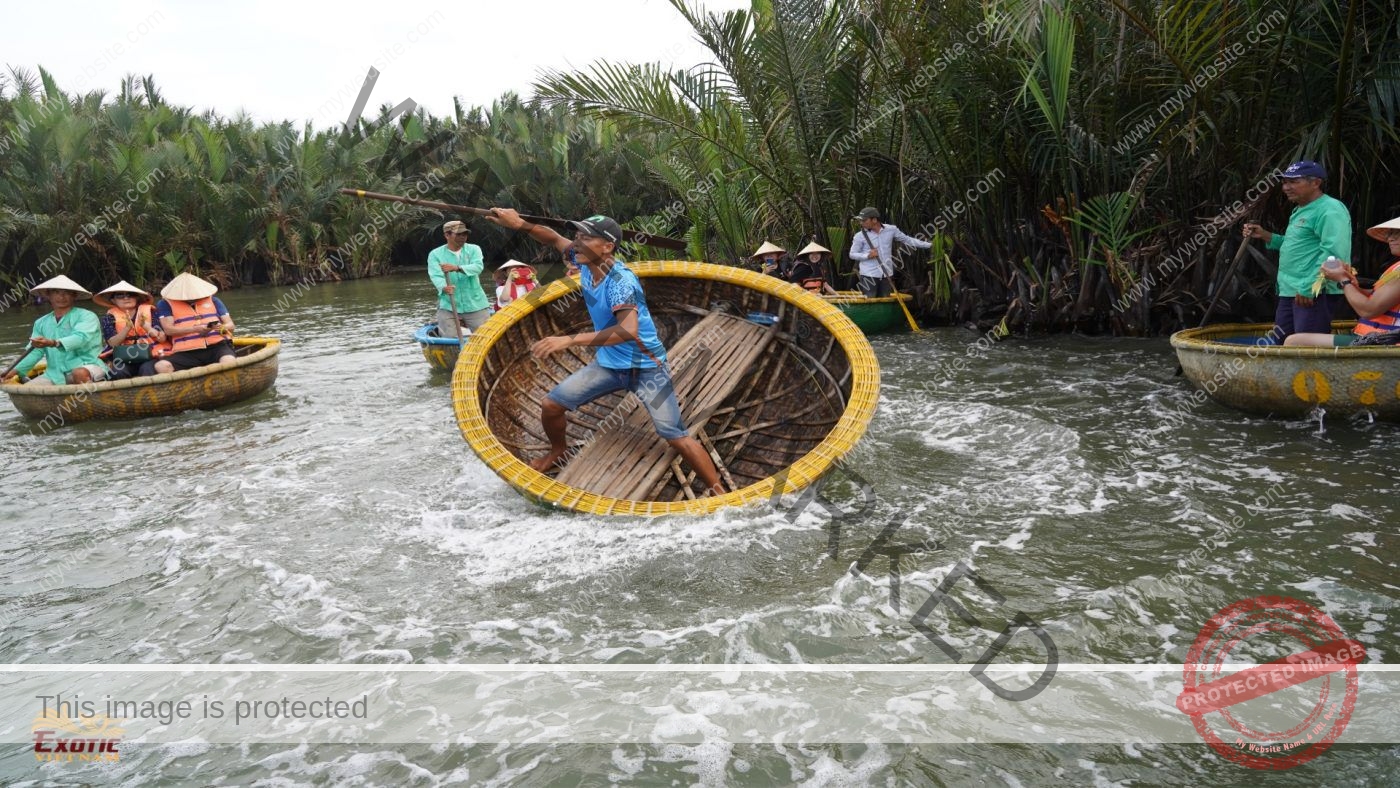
451, 261, 881, 516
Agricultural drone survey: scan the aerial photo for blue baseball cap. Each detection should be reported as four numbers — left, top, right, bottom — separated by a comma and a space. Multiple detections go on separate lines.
1282, 160, 1326, 180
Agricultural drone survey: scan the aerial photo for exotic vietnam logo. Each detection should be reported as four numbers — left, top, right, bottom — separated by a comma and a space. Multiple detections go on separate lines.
32, 710, 124, 763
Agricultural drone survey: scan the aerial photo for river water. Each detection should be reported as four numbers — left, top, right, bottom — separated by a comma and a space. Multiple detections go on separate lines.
0, 273, 1395, 784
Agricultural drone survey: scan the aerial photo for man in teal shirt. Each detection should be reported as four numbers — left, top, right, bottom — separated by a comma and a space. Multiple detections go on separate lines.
1244, 160, 1352, 339
427, 219, 491, 339
2, 275, 106, 386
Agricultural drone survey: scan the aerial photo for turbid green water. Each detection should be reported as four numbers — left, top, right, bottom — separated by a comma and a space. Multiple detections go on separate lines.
0, 273, 1395, 784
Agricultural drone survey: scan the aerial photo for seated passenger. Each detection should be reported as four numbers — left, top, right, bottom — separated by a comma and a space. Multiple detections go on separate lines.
1284, 216, 1400, 347
789, 241, 840, 295
151, 273, 237, 373
95, 280, 167, 379
491, 267, 509, 312
495, 260, 539, 309
2, 275, 106, 386
753, 241, 790, 279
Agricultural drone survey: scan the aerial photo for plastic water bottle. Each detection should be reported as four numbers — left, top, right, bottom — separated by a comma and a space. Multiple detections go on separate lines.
1323, 256, 1343, 271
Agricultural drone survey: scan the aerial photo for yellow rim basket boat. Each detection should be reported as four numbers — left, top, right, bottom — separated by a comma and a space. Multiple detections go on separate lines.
2, 337, 280, 425
1171, 321, 1400, 419
452, 261, 880, 516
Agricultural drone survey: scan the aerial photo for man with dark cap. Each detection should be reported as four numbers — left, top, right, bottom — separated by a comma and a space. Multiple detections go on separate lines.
1243, 160, 1352, 341
484, 207, 724, 496
849, 207, 932, 297
427, 219, 490, 339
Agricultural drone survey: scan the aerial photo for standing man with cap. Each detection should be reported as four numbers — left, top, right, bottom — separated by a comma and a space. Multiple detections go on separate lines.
428, 219, 490, 340
1243, 160, 1352, 341
849, 207, 932, 298
483, 208, 725, 496
2, 275, 105, 385
152, 272, 236, 373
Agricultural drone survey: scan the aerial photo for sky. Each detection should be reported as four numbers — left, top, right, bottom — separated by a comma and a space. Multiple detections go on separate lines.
2, 0, 749, 128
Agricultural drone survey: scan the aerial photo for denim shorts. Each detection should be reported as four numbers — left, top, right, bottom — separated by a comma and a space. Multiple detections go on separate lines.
547, 361, 688, 440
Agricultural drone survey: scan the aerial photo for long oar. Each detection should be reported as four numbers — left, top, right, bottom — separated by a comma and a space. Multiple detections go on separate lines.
858, 226, 922, 332
338, 188, 688, 251
1197, 232, 1254, 329
1, 343, 35, 381
446, 280, 465, 345
1173, 228, 1256, 376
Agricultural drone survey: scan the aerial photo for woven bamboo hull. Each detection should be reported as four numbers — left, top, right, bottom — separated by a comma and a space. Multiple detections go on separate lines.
452, 261, 881, 516
2, 337, 280, 425
415, 323, 461, 371
822, 291, 913, 334
1171, 322, 1400, 419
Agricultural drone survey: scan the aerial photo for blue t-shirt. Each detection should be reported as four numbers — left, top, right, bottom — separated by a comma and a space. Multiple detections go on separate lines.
580, 260, 666, 369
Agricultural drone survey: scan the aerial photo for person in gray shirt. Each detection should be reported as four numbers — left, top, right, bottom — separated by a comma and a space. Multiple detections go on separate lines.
849, 207, 932, 297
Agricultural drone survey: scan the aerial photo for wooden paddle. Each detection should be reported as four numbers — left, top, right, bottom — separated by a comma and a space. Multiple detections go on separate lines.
858, 225, 922, 333
338, 188, 688, 251
1, 343, 35, 382
1172, 226, 1256, 376
446, 283, 465, 345
1197, 232, 1255, 329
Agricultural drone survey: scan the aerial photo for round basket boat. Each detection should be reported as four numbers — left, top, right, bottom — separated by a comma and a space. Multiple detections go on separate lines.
822, 291, 914, 334
1171, 321, 1400, 419
452, 261, 881, 516
415, 323, 463, 371
2, 337, 280, 425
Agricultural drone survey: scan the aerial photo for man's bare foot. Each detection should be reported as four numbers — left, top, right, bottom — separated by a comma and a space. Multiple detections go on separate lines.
529, 450, 567, 473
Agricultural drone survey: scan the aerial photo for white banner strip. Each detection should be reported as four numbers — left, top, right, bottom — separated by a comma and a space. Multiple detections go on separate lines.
3, 667, 1396, 745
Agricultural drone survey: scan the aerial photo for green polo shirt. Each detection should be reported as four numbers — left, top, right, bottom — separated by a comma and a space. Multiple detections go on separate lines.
427, 243, 490, 313
1266, 194, 1351, 297
15, 307, 104, 384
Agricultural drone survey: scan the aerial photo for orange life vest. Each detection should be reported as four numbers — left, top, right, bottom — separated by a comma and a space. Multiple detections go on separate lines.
108, 304, 157, 343
792, 261, 827, 292
1354, 260, 1400, 335
167, 298, 225, 352
107, 304, 170, 357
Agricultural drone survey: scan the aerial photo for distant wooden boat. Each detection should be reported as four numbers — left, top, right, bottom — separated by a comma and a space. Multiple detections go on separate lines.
2, 337, 279, 425
452, 261, 880, 516
1171, 321, 1400, 419
822, 291, 915, 334
415, 323, 464, 371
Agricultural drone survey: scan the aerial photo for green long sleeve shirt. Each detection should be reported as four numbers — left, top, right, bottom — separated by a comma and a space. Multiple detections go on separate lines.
15, 307, 105, 384
1265, 194, 1352, 297
427, 243, 491, 314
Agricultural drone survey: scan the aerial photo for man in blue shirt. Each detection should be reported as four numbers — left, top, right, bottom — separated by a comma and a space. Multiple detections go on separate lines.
849, 206, 932, 297
484, 208, 723, 495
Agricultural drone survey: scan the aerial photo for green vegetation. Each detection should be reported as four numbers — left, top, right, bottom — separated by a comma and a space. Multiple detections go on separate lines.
3, 0, 1398, 335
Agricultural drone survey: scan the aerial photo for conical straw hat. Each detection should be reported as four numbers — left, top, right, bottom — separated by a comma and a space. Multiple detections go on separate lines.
1367, 216, 1400, 243
94, 280, 153, 308
498, 259, 532, 270
161, 272, 218, 301
30, 275, 92, 298
752, 241, 785, 257
797, 241, 831, 256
